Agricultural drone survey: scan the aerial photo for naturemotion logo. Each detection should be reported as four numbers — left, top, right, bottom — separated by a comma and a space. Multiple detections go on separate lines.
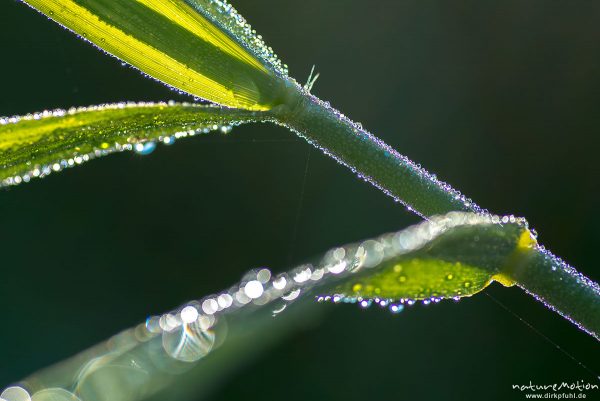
512, 380, 598, 399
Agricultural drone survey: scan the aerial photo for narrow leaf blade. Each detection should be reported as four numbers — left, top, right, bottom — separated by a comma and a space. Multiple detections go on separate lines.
20, 0, 290, 110
0, 102, 264, 187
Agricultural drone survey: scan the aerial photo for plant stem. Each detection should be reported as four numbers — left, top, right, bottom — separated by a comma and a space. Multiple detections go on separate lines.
512, 245, 600, 340
274, 89, 485, 218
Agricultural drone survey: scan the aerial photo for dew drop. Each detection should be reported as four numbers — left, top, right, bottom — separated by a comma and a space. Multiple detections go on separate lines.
162, 320, 216, 362
217, 294, 233, 308
244, 280, 264, 299
134, 141, 156, 155
272, 275, 287, 290
180, 306, 199, 324
145, 315, 161, 334
389, 303, 404, 314
256, 268, 271, 283
281, 289, 301, 301
202, 299, 218, 314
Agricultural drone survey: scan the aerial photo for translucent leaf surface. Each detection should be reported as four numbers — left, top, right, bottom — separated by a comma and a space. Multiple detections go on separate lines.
332, 214, 535, 302
20, 0, 292, 110
0, 102, 265, 187
9, 213, 537, 401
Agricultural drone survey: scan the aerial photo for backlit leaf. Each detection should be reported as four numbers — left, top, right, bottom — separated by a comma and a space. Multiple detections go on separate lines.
0, 102, 265, 187
20, 0, 293, 110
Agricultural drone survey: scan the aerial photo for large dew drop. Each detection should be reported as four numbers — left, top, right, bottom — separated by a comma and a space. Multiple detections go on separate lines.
161, 320, 216, 363
133, 141, 157, 155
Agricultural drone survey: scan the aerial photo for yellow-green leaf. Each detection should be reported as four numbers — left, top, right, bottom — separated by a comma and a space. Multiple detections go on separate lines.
0, 102, 264, 187
330, 213, 536, 302
21, 0, 291, 110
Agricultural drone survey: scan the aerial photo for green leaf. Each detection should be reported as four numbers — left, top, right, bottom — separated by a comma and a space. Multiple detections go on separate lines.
20, 0, 292, 110
0, 102, 265, 187
14, 213, 536, 401
332, 213, 535, 301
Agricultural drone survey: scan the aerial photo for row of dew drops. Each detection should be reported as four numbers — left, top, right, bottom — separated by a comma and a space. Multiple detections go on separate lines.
281, 93, 488, 220
84, 212, 541, 366
198, 0, 289, 77
0, 101, 235, 189
3, 212, 586, 401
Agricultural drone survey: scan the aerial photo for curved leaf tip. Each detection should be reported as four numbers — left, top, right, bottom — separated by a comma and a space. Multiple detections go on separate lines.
327, 213, 535, 304
0, 101, 266, 188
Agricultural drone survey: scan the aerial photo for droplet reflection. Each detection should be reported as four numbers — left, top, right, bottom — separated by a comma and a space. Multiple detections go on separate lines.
162, 320, 215, 363
134, 141, 156, 155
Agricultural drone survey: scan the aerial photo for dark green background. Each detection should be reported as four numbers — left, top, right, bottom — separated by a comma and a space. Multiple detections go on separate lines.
1, 1, 599, 400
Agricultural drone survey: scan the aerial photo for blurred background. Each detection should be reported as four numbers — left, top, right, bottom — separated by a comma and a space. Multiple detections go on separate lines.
0, 1, 599, 400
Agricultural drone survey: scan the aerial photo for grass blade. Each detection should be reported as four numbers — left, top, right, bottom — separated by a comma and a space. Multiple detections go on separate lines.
0, 102, 265, 187
20, 0, 291, 110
